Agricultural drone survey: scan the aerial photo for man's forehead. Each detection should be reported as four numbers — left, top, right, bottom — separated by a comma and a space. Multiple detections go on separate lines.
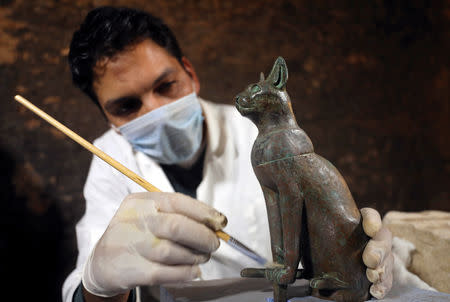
93, 39, 180, 82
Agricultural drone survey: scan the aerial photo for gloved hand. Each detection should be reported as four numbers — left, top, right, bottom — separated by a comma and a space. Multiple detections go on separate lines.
82, 192, 227, 297
361, 208, 394, 299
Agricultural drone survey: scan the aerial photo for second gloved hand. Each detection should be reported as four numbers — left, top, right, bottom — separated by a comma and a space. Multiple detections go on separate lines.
361, 208, 394, 299
82, 192, 227, 297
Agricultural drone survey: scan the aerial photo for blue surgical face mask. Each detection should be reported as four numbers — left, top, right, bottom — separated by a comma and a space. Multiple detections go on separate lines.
118, 91, 204, 165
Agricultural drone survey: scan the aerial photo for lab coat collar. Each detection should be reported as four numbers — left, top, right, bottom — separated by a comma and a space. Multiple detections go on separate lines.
199, 98, 238, 159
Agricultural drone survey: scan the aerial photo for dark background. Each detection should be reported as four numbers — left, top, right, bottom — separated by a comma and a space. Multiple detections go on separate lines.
0, 0, 448, 301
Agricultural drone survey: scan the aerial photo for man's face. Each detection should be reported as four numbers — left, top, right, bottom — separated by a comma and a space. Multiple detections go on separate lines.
93, 39, 200, 127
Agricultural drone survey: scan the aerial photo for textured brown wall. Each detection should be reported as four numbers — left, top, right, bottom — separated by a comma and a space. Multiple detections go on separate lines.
0, 0, 448, 300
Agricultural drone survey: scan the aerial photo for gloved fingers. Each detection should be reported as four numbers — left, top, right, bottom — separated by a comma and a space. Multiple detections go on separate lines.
369, 253, 394, 299
360, 207, 382, 238
135, 238, 211, 265
363, 226, 393, 269
128, 192, 227, 230
139, 263, 201, 286
366, 247, 394, 283
149, 211, 220, 253
363, 221, 394, 299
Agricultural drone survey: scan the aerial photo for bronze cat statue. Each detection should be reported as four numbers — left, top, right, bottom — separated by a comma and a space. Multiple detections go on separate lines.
236, 57, 370, 302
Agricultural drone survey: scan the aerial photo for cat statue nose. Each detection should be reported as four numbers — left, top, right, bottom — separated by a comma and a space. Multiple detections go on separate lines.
235, 95, 246, 106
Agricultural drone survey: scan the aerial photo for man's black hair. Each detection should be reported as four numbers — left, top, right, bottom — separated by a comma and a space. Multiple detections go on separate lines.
68, 6, 183, 108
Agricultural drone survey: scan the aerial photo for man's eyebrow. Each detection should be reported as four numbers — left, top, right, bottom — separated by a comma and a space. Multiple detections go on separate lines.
103, 67, 176, 109
151, 67, 176, 88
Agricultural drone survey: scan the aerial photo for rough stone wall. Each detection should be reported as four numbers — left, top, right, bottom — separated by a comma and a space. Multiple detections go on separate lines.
0, 0, 448, 300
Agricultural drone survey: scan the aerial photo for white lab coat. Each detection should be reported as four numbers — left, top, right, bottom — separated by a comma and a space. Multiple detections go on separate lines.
62, 99, 272, 302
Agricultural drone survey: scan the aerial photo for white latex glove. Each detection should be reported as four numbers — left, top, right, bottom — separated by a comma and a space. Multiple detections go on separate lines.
82, 192, 227, 297
361, 208, 394, 299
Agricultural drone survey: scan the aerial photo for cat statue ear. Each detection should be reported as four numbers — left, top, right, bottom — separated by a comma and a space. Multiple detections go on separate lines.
267, 57, 288, 90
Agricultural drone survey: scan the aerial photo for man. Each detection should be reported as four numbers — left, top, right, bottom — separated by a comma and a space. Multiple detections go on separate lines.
62, 6, 393, 302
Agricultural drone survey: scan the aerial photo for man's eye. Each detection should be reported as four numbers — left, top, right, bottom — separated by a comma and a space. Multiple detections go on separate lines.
155, 81, 176, 94
112, 98, 142, 116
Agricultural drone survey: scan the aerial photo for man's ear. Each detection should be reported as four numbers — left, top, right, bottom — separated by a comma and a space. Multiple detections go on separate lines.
181, 57, 201, 94
267, 56, 288, 90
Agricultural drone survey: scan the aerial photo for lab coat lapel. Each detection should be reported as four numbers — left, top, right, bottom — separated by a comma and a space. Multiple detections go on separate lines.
134, 151, 175, 193
196, 99, 238, 207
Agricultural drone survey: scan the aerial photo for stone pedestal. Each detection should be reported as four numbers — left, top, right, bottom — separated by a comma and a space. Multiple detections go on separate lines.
383, 210, 450, 293
156, 278, 450, 302
157, 278, 310, 302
